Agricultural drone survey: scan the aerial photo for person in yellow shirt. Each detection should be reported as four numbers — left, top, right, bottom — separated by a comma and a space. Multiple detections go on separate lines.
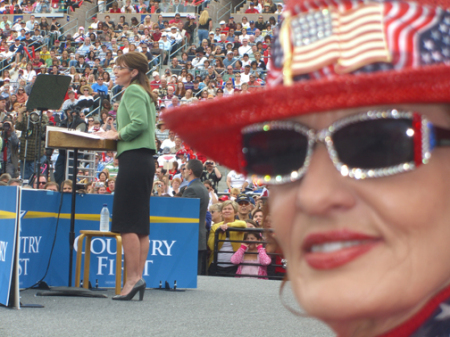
207, 200, 246, 276
39, 45, 50, 62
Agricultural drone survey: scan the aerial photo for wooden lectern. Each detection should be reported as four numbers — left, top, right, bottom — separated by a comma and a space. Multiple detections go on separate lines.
45, 126, 117, 287
45, 126, 117, 151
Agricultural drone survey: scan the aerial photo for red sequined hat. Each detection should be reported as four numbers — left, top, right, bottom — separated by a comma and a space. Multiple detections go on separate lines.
163, 0, 450, 173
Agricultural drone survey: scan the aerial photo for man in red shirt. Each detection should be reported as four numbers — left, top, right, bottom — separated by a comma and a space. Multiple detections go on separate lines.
245, 2, 259, 13
150, 71, 161, 90
247, 74, 261, 92
219, 20, 229, 34
152, 25, 162, 41
169, 13, 182, 26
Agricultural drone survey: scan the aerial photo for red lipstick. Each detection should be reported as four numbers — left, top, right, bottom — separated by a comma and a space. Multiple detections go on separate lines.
302, 230, 381, 270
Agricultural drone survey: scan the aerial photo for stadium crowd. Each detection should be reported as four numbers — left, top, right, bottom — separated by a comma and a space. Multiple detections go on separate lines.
0, 0, 286, 279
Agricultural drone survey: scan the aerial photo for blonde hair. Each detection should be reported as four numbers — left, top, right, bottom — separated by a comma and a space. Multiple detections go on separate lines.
199, 10, 210, 25
230, 187, 240, 195
221, 200, 238, 213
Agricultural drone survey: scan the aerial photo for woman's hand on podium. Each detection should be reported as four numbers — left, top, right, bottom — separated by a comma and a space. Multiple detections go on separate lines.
97, 130, 119, 140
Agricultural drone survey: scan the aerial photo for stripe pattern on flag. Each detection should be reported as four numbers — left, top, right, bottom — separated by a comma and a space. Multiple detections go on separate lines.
288, 2, 391, 75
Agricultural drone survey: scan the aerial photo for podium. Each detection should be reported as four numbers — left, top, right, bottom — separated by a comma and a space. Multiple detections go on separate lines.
45, 126, 117, 289
46, 126, 117, 151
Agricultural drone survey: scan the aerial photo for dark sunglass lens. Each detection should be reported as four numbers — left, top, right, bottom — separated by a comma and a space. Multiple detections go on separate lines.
333, 118, 414, 169
243, 129, 308, 176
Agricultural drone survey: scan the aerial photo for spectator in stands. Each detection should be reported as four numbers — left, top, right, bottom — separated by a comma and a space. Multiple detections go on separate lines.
1, 118, 19, 177
9, 38, 23, 56
155, 121, 169, 141
255, 15, 267, 31
226, 16, 236, 31
251, 209, 264, 227
175, 81, 186, 98
60, 180, 73, 193
168, 26, 183, 50
44, 181, 59, 192
77, 37, 92, 56
209, 203, 223, 225
152, 179, 170, 196
227, 169, 248, 192
183, 16, 196, 44
275, 3, 283, 13
107, 178, 115, 194
262, 3, 273, 13
16, 87, 27, 103
109, 1, 120, 13
197, 10, 212, 43
140, 43, 152, 62
201, 160, 222, 193
231, 231, 271, 279
203, 180, 218, 207
33, 175, 47, 189
247, 74, 261, 91
192, 48, 207, 69
238, 38, 252, 57
207, 200, 246, 275
223, 80, 234, 96
161, 130, 176, 149
159, 33, 172, 64
167, 96, 180, 108
245, 2, 259, 13
91, 76, 108, 98
169, 177, 181, 196
0, 16, 11, 30
121, 0, 136, 13
170, 57, 183, 76
266, 0, 277, 13
182, 159, 209, 274
169, 13, 182, 26
223, 51, 236, 68
235, 194, 253, 221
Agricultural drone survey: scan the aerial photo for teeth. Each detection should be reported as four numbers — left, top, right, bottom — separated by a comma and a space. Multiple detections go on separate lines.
310, 240, 364, 253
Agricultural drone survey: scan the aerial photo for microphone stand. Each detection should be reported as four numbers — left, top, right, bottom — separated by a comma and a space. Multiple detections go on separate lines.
22, 75, 106, 299
21, 112, 31, 180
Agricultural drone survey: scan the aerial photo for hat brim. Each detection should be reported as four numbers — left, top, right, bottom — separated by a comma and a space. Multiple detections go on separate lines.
164, 64, 450, 173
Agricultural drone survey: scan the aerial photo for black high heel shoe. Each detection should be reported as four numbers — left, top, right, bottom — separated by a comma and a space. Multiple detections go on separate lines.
112, 279, 146, 301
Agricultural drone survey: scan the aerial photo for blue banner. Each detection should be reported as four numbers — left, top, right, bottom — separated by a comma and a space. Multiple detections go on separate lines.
0, 187, 19, 306
19, 190, 199, 289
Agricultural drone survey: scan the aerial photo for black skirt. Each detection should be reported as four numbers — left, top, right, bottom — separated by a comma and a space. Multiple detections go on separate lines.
111, 148, 155, 235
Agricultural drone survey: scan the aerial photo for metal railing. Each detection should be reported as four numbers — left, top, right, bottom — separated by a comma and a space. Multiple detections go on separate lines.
58, 17, 79, 41
85, 0, 115, 26
216, 1, 232, 23
210, 227, 285, 279
233, 0, 248, 13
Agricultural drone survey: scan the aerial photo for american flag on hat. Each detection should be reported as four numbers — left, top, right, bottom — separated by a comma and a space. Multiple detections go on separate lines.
268, 0, 445, 86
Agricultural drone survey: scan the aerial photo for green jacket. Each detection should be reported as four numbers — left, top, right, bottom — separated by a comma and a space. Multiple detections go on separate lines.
116, 83, 156, 157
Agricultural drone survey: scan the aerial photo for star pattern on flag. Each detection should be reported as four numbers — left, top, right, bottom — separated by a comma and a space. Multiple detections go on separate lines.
290, 9, 334, 47
420, 10, 450, 65
435, 303, 450, 321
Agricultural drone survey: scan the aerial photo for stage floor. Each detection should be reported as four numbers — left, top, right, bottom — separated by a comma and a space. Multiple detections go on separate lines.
1, 276, 334, 337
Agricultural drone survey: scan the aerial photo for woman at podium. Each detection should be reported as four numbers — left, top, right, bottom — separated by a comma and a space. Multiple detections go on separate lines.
98, 52, 156, 301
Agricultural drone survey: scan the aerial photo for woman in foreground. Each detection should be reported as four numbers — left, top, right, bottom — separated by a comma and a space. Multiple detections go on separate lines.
163, 0, 450, 333
99, 52, 156, 301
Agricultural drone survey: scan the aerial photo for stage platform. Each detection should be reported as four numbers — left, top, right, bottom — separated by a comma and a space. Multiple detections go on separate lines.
1, 276, 334, 337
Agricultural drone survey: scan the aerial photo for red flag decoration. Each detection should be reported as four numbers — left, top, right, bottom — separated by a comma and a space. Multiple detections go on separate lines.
24, 46, 32, 59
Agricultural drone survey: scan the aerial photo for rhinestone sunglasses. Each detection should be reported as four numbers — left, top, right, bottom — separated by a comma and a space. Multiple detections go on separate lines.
241, 110, 450, 184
